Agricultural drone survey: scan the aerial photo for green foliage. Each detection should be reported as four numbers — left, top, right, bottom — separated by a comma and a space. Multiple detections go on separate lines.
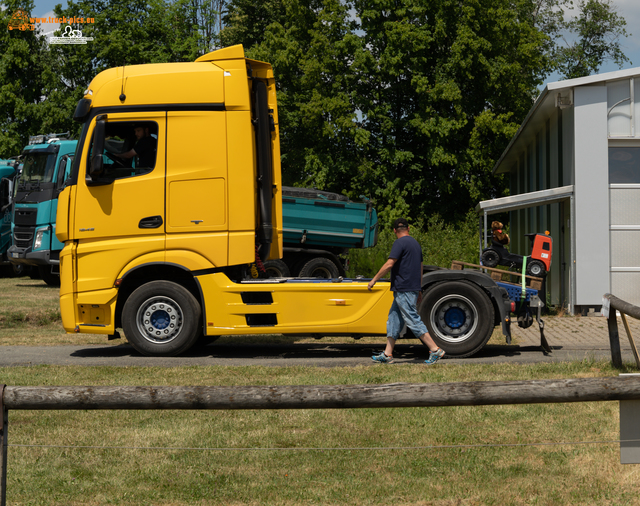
221, 0, 560, 224
0, 0, 631, 217
347, 211, 480, 277
0, 0, 56, 156
0, 0, 216, 156
554, 0, 630, 79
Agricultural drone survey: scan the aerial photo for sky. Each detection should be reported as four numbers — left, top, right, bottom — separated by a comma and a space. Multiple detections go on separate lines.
27, 0, 640, 89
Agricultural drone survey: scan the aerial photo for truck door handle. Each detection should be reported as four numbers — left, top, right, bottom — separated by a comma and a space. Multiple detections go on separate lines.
139, 215, 163, 229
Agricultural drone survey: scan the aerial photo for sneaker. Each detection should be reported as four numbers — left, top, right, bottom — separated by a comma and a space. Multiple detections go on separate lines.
424, 348, 445, 365
372, 353, 394, 364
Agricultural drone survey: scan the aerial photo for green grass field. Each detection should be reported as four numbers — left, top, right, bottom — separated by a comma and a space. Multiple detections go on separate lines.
1, 277, 640, 504
2, 362, 639, 505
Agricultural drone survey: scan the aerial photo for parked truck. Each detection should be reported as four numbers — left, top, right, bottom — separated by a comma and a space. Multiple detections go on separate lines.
261, 186, 377, 278
9, 134, 76, 286
0, 158, 21, 276
55, 44, 545, 358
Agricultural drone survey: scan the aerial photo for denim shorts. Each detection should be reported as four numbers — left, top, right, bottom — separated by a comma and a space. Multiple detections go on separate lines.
387, 291, 429, 339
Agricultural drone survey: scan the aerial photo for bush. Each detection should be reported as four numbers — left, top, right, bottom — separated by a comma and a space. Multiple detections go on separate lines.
346, 211, 480, 277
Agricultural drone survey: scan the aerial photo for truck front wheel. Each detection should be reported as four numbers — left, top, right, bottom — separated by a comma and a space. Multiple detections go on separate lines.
38, 265, 60, 287
122, 281, 201, 356
419, 281, 494, 358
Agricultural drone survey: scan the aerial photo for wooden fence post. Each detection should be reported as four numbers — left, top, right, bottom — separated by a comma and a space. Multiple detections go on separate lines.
1, 384, 7, 506
608, 311, 623, 368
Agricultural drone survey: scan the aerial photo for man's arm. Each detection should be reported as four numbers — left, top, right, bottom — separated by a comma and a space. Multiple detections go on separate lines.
114, 148, 137, 160
367, 258, 397, 291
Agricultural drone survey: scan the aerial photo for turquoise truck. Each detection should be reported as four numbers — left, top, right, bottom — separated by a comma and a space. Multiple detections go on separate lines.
0, 158, 21, 276
8, 134, 76, 286
260, 186, 378, 278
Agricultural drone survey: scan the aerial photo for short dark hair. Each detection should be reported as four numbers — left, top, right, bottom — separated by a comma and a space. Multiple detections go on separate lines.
392, 218, 409, 230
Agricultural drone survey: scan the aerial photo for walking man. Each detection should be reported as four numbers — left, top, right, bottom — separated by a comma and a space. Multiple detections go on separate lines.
367, 218, 445, 364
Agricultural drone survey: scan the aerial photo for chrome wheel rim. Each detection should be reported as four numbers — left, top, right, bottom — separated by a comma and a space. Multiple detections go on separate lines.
429, 295, 479, 343
135, 296, 184, 344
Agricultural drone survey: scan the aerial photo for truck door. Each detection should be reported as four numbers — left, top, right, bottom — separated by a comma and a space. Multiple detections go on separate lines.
165, 111, 230, 268
73, 112, 166, 293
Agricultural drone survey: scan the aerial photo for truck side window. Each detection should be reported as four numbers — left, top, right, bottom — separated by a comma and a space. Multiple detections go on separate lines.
87, 120, 158, 180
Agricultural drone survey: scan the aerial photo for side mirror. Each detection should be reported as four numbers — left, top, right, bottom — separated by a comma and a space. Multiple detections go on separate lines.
89, 117, 106, 179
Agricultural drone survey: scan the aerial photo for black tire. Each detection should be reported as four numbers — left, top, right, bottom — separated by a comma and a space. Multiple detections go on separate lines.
262, 259, 290, 278
38, 265, 60, 286
122, 280, 202, 356
526, 259, 547, 278
481, 249, 500, 268
419, 281, 494, 358
11, 263, 26, 277
298, 257, 339, 279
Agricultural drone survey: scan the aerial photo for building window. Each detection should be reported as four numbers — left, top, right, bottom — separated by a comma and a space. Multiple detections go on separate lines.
609, 147, 640, 184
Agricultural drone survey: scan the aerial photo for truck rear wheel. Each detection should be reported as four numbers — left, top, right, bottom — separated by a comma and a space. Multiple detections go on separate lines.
419, 281, 494, 358
263, 259, 290, 278
122, 281, 201, 356
299, 257, 339, 279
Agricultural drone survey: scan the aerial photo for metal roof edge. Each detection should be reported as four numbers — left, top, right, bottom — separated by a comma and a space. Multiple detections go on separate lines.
492, 66, 640, 176
491, 85, 550, 175
475, 185, 574, 215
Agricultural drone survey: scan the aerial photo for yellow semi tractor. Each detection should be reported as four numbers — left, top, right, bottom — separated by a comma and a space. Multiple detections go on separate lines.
56, 45, 519, 357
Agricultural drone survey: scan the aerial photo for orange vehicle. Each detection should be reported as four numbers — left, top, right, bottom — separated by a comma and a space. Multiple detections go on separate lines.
481, 232, 553, 278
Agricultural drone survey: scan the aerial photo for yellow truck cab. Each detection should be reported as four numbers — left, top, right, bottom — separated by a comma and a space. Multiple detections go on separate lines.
56, 45, 393, 356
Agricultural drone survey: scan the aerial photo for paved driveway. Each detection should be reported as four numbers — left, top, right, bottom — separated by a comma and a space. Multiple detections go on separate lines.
1, 315, 638, 368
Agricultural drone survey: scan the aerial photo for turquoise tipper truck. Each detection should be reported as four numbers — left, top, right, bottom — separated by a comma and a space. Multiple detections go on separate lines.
260, 186, 378, 278
8, 134, 76, 286
0, 158, 21, 276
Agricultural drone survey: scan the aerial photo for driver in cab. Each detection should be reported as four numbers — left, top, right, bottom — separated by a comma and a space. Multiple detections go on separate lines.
113, 124, 157, 169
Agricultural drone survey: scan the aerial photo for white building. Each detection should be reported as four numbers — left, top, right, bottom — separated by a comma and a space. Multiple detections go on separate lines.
479, 69, 640, 315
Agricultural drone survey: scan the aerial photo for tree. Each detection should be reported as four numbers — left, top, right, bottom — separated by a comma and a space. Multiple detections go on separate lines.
349, 0, 553, 222
222, 0, 368, 194
555, 0, 629, 79
223, 0, 552, 222
0, 0, 57, 157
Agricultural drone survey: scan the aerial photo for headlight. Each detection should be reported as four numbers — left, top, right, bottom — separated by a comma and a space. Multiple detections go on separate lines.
34, 229, 45, 249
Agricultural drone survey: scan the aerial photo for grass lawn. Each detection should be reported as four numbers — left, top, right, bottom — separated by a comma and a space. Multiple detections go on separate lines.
2, 276, 638, 504
2, 361, 640, 505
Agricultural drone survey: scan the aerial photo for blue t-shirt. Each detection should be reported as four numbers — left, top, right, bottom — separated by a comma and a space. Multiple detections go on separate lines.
389, 235, 423, 292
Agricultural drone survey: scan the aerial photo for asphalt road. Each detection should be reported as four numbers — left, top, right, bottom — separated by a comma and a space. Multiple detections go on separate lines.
0, 341, 620, 368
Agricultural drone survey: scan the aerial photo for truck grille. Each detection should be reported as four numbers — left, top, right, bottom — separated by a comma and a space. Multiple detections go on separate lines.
14, 208, 37, 226
13, 227, 33, 249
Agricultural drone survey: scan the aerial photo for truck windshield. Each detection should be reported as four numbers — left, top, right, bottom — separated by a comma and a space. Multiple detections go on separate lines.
18, 153, 56, 186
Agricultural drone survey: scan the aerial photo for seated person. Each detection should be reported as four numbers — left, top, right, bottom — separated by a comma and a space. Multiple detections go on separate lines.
113, 124, 157, 169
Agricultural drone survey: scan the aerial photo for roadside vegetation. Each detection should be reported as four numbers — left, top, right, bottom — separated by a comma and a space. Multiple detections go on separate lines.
346, 212, 481, 278
2, 360, 639, 505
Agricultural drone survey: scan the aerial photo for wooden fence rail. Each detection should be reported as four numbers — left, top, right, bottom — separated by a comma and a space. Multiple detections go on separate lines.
603, 293, 640, 369
4, 378, 640, 505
